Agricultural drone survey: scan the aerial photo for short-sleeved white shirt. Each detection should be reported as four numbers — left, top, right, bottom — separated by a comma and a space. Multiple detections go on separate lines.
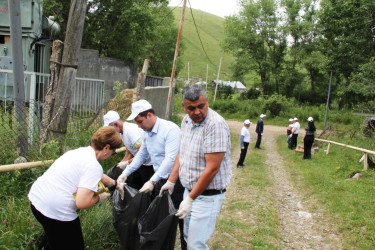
241, 126, 250, 143
122, 122, 152, 165
28, 146, 102, 221
294, 122, 301, 134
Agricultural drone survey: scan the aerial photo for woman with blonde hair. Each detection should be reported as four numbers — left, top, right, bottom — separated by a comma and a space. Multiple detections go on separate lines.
28, 126, 123, 249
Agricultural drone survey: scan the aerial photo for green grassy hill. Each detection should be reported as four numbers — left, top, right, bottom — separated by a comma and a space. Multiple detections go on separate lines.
172, 7, 235, 81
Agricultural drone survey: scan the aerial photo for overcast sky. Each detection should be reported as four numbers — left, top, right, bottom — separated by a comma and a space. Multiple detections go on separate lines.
168, 0, 240, 18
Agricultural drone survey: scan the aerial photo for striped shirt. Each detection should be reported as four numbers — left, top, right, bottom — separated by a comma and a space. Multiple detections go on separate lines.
179, 108, 232, 190
124, 117, 180, 183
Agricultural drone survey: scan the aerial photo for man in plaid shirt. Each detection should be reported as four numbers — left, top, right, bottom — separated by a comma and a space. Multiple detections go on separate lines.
160, 84, 232, 249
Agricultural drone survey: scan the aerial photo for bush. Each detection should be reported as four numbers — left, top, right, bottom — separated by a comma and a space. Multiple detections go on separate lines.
264, 94, 291, 117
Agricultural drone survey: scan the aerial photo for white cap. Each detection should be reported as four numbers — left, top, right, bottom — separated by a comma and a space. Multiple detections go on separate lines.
103, 110, 120, 126
244, 119, 252, 124
294, 117, 298, 121
289, 118, 293, 122
127, 99, 153, 120
307, 117, 313, 122
260, 114, 266, 118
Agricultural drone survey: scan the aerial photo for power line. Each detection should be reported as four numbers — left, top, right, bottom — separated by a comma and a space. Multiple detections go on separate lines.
156, 0, 184, 26
187, 0, 215, 66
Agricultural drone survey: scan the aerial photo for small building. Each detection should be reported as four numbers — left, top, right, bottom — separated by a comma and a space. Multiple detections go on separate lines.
213, 80, 247, 92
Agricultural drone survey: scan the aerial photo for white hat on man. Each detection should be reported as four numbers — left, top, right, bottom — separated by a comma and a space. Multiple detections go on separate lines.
127, 99, 153, 120
260, 114, 266, 118
244, 119, 252, 124
103, 110, 120, 126
293, 117, 298, 121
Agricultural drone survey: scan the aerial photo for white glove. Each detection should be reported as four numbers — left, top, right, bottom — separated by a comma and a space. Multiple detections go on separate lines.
97, 192, 111, 203
159, 181, 175, 197
261, 133, 263, 136
117, 161, 129, 170
118, 183, 126, 200
241, 147, 244, 150
117, 172, 127, 183
176, 195, 194, 219
139, 181, 154, 193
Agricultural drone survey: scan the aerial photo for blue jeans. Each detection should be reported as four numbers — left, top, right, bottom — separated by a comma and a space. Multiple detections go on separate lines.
183, 189, 225, 250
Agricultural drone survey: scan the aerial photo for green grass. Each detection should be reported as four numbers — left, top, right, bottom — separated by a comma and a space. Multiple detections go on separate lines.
172, 7, 235, 81
209, 132, 280, 249
276, 134, 375, 249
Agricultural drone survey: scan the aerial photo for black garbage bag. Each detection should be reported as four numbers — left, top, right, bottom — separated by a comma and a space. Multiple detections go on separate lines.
107, 164, 123, 180
138, 192, 179, 250
112, 185, 151, 250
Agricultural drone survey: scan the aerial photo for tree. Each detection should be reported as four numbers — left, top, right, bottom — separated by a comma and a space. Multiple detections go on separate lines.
223, 0, 286, 95
319, 0, 375, 79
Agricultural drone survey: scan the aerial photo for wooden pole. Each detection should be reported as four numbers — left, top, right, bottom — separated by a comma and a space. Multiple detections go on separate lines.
49, 0, 88, 140
214, 57, 222, 101
165, 0, 187, 119
135, 59, 150, 101
8, 0, 28, 156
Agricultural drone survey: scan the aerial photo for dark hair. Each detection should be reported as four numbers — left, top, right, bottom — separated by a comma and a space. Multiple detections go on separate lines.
182, 84, 207, 102
91, 126, 122, 150
138, 108, 155, 118
308, 121, 316, 132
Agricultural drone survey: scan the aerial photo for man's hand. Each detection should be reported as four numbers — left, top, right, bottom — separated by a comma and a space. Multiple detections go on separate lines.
241, 147, 245, 150
117, 161, 129, 170
117, 172, 127, 183
261, 133, 263, 136
118, 183, 126, 200
159, 180, 175, 197
139, 181, 154, 193
176, 195, 194, 219
97, 192, 111, 203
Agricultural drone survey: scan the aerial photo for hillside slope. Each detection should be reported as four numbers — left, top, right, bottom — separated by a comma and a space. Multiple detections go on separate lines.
172, 7, 235, 81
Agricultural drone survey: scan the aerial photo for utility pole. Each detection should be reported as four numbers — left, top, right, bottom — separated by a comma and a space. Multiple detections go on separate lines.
205, 64, 208, 90
214, 57, 222, 101
324, 71, 333, 131
8, 0, 28, 156
48, 0, 88, 141
165, 0, 187, 119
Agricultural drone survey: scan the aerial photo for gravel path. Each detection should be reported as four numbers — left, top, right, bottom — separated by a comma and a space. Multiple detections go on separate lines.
222, 120, 343, 249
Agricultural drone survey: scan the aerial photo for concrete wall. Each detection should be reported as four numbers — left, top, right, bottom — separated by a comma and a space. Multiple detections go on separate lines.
144, 85, 174, 120
77, 49, 138, 103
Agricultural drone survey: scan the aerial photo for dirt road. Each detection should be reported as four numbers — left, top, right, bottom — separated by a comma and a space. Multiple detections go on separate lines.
212, 120, 343, 249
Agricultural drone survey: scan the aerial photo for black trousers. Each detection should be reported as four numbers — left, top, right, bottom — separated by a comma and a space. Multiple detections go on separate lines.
153, 178, 187, 250
255, 133, 262, 148
291, 134, 298, 149
303, 135, 314, 159
126, 164, 154, 190
237, 142, 249, 166
31, 204, 84, 250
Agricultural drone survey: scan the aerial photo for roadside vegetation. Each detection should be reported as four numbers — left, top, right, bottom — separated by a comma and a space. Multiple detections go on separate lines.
276, 130, 375, 249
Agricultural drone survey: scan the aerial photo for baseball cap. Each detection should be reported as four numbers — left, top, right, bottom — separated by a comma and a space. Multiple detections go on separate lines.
260, 114, 266, 118
289, 118, 293, 122
103, 110, 120, 126
307, 117, 313, 122
127, 99, 152, 120
244, 119, 252, 124
294, 117, 298, 121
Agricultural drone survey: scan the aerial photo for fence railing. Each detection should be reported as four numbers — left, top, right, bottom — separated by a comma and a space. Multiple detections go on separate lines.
0, 69, 105, 164
315, 138, 375, 170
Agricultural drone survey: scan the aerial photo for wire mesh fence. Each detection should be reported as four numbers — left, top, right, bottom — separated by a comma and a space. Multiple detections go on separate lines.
0, 70, 105, 165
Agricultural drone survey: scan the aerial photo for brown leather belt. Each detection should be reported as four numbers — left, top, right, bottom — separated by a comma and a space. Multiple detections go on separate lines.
189, 189, 226, 196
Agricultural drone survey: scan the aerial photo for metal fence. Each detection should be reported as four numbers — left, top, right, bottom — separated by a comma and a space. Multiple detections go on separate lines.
0, 69, 105, 164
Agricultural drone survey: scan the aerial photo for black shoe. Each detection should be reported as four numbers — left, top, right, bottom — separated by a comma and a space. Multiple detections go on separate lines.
237, 164, 243, 168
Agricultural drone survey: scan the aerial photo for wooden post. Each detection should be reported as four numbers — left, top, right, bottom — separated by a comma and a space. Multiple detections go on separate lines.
40, 40, 64, 142
165, 0, 187, 119
135, 59, 150, 101
48, 0, 88, 141
364, 153, 368, 171
326, 143, 331, 155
